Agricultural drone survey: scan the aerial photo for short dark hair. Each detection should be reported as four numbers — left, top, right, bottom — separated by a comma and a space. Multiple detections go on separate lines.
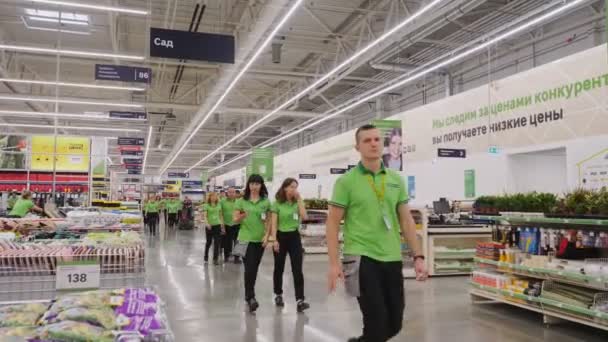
355, 124, 377, 143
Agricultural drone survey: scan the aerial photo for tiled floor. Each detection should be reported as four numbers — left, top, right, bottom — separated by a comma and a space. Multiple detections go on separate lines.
146, 225, 608, 342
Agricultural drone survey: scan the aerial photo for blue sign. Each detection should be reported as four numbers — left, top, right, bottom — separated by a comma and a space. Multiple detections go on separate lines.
118, 137, 145, 146
95, 64, 151, 84
128, 170, 141, 175
182, 180, 202, 186
407, 176, 416, 199
110, 111, 147, 120
150, 28, 235, 64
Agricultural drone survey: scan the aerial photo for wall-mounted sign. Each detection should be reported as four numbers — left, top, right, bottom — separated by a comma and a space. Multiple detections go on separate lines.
123, 158, 143, 165
109, 111, 147, 120
438, 148, 466, 158
168, 172, 189, 178
330, 168, 347, 174
149, 28, 235, 64
128, 170, 141, 175
118, 137, 145, 146
95, 64, 151, 84
120, 150, 144, 157
299, 174, 317, 179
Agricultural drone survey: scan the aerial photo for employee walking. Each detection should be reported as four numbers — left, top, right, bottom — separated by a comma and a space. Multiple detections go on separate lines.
8, 191, 43, 218
234, 174, 271, 313
269, 178, 310, 312
326, 124, 428, 342
221, 187, 240, 263
166, 197, 182, 230
203, 192, 224, 265
144, 196, 160, 236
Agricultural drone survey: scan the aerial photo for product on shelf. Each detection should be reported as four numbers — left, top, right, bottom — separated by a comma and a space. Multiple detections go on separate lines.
0, 288, 170, 341
476, 242, 505, 261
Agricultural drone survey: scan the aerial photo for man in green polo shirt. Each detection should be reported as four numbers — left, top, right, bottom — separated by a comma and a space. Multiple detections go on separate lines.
327, 124, 427, 342
221, 187, 240, 263
165, 197, 182, 229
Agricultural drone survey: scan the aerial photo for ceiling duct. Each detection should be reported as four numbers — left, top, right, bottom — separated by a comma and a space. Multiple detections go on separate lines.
272, 43, 282, 64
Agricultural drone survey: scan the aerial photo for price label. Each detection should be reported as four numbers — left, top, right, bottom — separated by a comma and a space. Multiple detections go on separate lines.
56, 261, 101, 290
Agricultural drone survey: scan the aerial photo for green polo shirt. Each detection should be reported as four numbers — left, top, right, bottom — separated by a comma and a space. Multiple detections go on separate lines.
235, 198, 271, 242
9, 198, 34, 217
271, 201, 300, 232
330, 162, 408, 262
144, 201, 160, 213
166, 200, 182, 214
7, 196, 17, 209
220, 198, 237, 226
203, 203, 223, 226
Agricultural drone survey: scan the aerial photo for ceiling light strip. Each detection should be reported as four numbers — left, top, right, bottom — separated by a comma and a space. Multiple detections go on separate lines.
0, 123, 141, 132
0, 44, 144, 61
159, 0, 305, 175
182, 0, 448, 172
142, 126, 153, 174
0, 78, 146, 91
204, 0, 586, 173
27, 0, 148, 15
0, 94, 142, 108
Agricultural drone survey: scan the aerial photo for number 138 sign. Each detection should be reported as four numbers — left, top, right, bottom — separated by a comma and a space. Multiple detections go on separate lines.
56, 261, 101, 290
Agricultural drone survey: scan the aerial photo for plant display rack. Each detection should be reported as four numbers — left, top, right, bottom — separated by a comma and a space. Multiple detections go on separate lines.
470, 215, 608, 331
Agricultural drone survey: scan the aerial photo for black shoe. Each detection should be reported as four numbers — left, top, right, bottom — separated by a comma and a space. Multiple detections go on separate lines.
247, 298, 259, 313
296, 300, 310, 312
274, 295, 285, 307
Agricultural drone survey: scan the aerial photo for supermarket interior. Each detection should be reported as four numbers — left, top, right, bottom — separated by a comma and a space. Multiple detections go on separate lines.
0, 0, 608, 341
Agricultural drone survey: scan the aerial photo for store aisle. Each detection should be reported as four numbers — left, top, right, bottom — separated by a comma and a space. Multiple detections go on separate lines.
146, 229, 608, 342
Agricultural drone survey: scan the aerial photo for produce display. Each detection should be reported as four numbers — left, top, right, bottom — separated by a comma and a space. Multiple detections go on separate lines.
0, 288, 171, 341
303, 199, 328, 210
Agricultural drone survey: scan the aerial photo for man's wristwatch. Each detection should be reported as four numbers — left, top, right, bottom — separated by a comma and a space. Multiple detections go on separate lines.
413, 255, 425, 261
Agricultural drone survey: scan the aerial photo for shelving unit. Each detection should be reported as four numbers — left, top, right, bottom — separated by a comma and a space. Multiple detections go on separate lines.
426, 225, 492, 276
471, 215, 608, 331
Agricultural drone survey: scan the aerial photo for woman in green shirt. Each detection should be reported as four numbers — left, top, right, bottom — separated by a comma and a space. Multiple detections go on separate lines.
203, 192, 224, 265
144, 195, 161, 236
166, 197, 182, 229
233, 174, 271, 313
8, 191, 43, 218
268, 178, 309, 312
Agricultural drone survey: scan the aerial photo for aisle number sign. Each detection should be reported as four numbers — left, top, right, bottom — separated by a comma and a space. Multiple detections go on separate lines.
56, 260, 101, 290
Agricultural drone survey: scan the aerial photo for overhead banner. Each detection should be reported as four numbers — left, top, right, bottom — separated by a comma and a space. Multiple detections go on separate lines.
251, 148, 274, 181
0, 135, 27, 170
31, 136, 90, 172
95, 64, 151, 84
109, 111, 147, 120
201, 170, 209, 187
464, 169, 476, 198
149, 28, 235, 64
168, 172, 189, 178
91, 137, 107, 177
373, 120, 403, 171
118, 137, 145, 146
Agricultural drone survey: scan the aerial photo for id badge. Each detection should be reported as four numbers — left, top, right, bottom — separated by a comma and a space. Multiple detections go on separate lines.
293, 212, 299, 220
261, 212, 267, 220
382, 206, 392, 230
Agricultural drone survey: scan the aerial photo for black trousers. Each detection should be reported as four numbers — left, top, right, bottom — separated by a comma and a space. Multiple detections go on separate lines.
223, 224, 240, 259
357, 256, 404, 342
244, 242, 264, 301
146, 213, 159, 236
273, 231, 305, 301
204, 225, 222, 261
167, 213, 178, 227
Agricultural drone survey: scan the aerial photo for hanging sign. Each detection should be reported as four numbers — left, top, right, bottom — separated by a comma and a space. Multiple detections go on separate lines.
251, 148, 274, 181
118, 137, 145, 146
330, 168, 347, 174
95, 64, 151, 84
149, 28, 235, 64
125, 164, 142, 170
299, 174, 317, 179
128, 170, 142, 175
109, 111, 147, 120
123, 158, 143, 165
438, 148, 466, 158
464, 169, 476, 198
121, 150, 144, 157
168, 172, 189, 178
373, 120, 403, 171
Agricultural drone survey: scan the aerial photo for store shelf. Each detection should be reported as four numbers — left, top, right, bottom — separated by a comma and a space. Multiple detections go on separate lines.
472, 215, 608, 227
428, 227, 492, 234
435, 252, 476, 260
474, 257, 608, 290
471, 284, 608, 330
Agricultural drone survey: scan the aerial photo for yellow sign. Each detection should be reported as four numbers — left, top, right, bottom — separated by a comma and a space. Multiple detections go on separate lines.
31, 136, 90, 171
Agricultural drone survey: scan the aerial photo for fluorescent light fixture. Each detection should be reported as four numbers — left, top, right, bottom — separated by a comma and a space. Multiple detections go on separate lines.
0, 109, 107, 120
21, 22, 90, 35
0, 43, 144, 61
26, 0, 148, 15
0, 78, 145, 91
159, 0, 305, 175
0, 94, 143, 108
142, 126, 153, 173
208, 152, 252, 173
0, 123, 141, 132
204, 0, 586, 173
29, 16, 88, 26
180, 0, 447, 172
